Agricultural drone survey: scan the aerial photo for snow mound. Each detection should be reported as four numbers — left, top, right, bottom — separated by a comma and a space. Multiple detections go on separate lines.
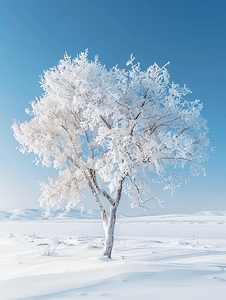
47, 208, 100, 219
193, 211, 226, 217
9, 209, 44, 220
1, 209, 226, 221
0, 208, 101, 220
0, 211, 12, 220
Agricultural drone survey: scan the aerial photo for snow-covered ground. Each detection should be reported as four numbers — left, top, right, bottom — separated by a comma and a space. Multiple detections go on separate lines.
0, 209, 226, 300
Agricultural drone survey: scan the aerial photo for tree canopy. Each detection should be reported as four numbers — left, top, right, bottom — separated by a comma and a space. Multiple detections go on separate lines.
12, 50, 210, 257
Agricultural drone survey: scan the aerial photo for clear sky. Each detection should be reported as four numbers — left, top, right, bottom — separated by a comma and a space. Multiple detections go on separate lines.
0, 0, 225, 214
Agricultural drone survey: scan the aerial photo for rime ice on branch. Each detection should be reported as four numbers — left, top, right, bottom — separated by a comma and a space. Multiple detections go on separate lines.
12, 50, 210, 257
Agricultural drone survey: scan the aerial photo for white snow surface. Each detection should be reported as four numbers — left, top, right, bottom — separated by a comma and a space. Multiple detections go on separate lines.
0, 209, 226, 300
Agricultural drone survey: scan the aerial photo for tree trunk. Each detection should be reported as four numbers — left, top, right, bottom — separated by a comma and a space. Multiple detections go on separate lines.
89, 175, 125, 258
102, 205, 117, 258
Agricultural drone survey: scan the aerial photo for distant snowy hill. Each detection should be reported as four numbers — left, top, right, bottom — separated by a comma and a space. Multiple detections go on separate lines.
193, 211, 226, 216
0, 208, 101, 220
0, 208, 225, 221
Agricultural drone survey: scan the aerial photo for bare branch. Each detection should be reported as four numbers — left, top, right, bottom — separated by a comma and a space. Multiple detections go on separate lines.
141, 88, 149, 108
116, 100, 127, 108
99, 115, 112, 129
144, 88, 149, 99
87, 181, 108, 229
100, 189, 115, 206
178, 127, 190, 136
115, 176, 127, 208
89, 169, 115, 206
85, 131, 94, 159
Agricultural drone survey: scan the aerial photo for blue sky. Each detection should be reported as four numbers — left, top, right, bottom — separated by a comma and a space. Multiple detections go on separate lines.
0, 0, 225, 214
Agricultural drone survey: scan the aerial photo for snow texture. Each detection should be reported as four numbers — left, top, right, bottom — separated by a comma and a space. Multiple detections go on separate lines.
0, 210, 225, 300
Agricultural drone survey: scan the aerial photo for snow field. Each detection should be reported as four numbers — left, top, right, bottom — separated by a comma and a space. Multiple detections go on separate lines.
0, 211, 225, 300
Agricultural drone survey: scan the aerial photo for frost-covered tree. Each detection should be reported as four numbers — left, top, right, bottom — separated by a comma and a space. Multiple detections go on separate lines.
12, 50, 210, 258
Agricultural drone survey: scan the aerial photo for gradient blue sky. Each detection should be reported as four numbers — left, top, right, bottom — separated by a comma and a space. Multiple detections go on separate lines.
0, 0, 225, 214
